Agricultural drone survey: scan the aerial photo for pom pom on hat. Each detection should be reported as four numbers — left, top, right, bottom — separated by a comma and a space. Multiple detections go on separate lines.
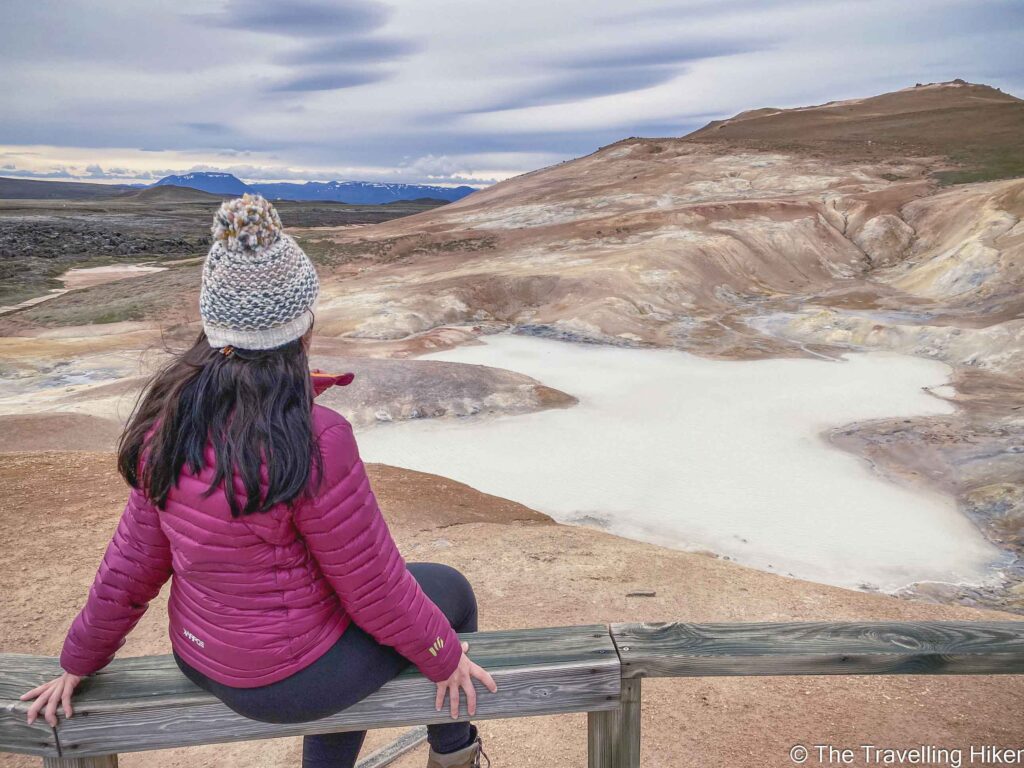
211, 192, 283, 252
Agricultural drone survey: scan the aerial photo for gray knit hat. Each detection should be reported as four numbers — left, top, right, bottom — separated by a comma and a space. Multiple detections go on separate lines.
199, 193, 319, 350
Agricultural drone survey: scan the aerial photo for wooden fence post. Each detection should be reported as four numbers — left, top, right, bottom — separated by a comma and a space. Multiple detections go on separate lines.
43, 756, 118, 767
588, 676, 640, 768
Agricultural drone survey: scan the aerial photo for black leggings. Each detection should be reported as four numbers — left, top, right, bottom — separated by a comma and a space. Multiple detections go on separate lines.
173, 562, 479, 768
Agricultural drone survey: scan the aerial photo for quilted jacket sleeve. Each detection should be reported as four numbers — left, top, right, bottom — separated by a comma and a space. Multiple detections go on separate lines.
59, 486, 173, 677
294, 420, 463, 683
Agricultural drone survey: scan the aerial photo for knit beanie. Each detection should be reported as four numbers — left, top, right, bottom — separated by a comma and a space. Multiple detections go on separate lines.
199, 193, 320, 350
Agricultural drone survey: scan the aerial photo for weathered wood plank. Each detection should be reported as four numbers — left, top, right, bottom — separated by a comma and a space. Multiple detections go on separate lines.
588, 677, 640, 768
356, 726, 426, 768
43, 755, 117, 768
0, 709, 55, 758
611, 621, 1024, 678
0, 657, 60, 756
54, 660, 620, 757
2, 625, 615, 757
4, 625, 614, 715
2, 625, 616, 758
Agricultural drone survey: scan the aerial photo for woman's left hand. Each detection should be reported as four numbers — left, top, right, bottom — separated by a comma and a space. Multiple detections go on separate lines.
20, 672, 83, 726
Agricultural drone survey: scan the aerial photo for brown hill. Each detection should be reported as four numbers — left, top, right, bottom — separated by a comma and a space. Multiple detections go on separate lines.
0, 176, 137, 200
685, 79, 1024, 183
123, 184, 225, 202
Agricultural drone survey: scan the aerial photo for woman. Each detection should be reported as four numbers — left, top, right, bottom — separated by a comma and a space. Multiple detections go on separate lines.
20, 194, 497, 768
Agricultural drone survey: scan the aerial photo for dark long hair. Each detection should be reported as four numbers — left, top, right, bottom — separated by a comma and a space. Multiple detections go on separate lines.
117, 328, 324, 517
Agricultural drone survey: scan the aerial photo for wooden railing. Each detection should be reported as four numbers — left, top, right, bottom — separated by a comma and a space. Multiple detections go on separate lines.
2, 621, 1022, 767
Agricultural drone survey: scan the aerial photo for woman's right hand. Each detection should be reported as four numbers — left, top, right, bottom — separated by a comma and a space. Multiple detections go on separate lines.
435, 641, 498, 719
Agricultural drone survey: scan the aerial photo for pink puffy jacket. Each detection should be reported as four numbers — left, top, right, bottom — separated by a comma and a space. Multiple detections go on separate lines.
59, 372, 462, 687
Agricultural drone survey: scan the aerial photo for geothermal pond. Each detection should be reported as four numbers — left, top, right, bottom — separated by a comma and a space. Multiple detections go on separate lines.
356, 332, 1006, 592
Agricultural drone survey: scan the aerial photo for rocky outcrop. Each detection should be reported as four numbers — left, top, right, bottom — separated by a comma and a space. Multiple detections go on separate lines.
852, 214, 916, 267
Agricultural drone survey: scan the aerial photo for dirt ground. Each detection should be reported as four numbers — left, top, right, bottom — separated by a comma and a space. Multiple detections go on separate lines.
1, 451, 1020, 768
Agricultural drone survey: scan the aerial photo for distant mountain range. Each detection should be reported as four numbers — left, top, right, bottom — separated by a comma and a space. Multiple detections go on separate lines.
153, 172, 477, 204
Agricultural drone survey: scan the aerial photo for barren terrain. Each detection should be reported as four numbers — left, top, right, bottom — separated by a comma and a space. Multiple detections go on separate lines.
0, 453, 1020, 768
0, 186, 447, 307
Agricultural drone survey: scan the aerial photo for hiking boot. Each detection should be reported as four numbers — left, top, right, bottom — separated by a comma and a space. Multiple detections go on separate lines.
426, 724, 490, 768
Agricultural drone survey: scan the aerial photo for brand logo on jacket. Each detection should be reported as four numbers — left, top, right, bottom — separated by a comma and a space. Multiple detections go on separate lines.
183, 628, 206, 648
428, 635, 445, 656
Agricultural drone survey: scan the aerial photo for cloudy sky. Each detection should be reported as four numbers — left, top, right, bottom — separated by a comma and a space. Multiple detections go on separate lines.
2, 0, 1021, 187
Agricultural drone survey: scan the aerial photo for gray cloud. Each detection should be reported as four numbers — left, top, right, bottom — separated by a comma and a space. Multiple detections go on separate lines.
199, 1, 420, 95
0, 1, 240, 73
205, 0, 390, 37
267, 66, 391, 92
475, 67, 690, 113
598, 0, 815, 24
2, 166, 80, 179
550, 38, 771, 69
0, 161, 493, 186
183, 122, 232, 134
468, 35, 771, 114
278, 117, 711, 167
278, 36, 422, 65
